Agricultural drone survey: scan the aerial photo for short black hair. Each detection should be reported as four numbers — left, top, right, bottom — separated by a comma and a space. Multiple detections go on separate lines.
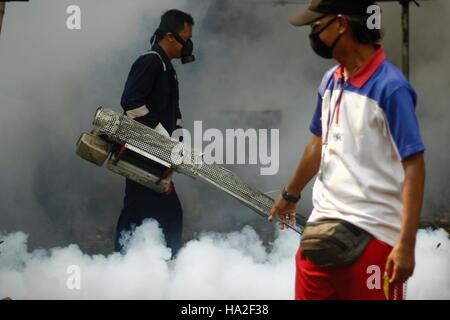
153, 9, 194, 43
159, 9, 194, 33
346, 15, 382, 44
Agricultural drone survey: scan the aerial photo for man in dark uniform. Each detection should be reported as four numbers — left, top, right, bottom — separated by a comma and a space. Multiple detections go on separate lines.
115, 9, 195, 258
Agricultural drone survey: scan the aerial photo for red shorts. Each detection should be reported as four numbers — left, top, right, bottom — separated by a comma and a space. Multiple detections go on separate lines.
295, 237, 405, 300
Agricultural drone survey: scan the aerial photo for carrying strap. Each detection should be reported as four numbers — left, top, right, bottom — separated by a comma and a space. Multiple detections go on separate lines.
141, 50, 167, 72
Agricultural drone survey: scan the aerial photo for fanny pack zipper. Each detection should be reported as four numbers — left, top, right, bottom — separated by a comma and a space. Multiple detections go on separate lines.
301, 234, 348, 251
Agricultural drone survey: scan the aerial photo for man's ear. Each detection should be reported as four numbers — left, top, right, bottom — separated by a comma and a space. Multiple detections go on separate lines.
165, 33, 175, 43
336, 14, 348, 34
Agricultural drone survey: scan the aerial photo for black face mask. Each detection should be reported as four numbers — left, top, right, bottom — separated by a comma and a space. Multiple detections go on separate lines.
170, 32, 195, 64
309, 17, 343, 59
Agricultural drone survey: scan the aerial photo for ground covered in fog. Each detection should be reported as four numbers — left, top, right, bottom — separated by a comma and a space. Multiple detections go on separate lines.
1, 221, 449, 300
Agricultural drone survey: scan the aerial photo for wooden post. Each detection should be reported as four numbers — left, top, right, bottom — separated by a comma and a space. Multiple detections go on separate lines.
0, 2, 5, 37
377, 0, 423, 79
401, 0, 411, 79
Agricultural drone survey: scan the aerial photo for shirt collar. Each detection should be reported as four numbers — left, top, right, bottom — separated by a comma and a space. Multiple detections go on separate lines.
152, 44, 174, 70
334, 44, 386, 88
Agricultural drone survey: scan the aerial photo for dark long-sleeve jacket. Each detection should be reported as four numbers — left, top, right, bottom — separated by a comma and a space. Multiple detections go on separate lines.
121, 44, 182, 135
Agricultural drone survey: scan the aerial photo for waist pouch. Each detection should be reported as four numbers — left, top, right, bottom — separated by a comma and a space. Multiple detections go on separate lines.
300, 219, 372, 267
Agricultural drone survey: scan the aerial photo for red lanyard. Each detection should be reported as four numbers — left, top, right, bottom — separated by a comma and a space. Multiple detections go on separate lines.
324, 76, 346, 145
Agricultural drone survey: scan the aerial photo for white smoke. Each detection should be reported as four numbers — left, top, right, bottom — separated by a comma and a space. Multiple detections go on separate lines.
0, 221, 448, 300
0, 0, 449, 301
407, 229, 450, 300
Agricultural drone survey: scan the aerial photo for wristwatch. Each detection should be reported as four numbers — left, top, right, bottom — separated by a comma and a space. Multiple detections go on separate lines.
282, 188, 301, 204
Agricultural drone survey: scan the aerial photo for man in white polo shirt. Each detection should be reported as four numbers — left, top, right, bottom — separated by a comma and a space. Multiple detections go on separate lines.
269, 0, 425, 300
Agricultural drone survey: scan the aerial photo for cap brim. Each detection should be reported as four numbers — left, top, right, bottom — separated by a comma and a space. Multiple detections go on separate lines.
290, 9, 324, 27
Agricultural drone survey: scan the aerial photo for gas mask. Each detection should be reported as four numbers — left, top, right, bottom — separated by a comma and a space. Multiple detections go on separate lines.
170, 31, 195, 64
309, 17, 343, 59
151, 28, 195, 64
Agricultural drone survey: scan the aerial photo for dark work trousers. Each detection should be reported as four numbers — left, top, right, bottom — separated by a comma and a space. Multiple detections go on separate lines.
115, 179, 183, 258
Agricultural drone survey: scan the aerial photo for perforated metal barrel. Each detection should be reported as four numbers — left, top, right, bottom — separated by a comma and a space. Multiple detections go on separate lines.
93, 108, 306, 234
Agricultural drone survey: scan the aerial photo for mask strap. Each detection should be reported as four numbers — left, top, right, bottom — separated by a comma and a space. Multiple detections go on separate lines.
314, 16, 343, 50
169, 31, 186, 46
151, 28, 187, 46
329, 32, 343, 50
315, 16, 338, 36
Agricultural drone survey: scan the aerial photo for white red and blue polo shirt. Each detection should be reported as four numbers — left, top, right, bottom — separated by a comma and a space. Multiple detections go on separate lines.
308, 45, 425, 247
